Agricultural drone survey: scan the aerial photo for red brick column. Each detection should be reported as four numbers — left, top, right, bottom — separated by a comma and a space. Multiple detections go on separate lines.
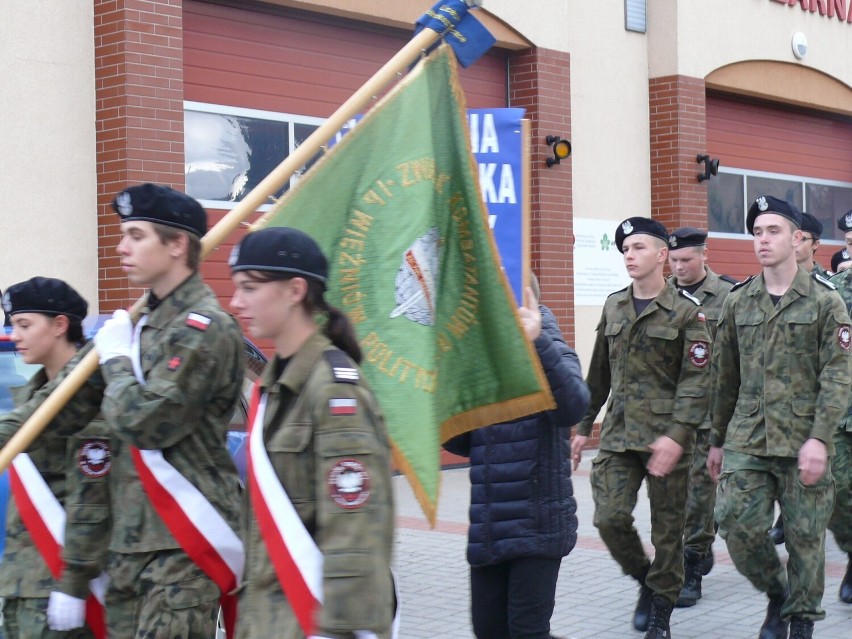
508, 48, 574, 344
94, 0, 185, 310
649, 75, 708, 231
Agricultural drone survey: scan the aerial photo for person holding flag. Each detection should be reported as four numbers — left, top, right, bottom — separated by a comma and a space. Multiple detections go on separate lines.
0, 277, 109, 638
228, 226, 396, 639
0, 184, 246, 638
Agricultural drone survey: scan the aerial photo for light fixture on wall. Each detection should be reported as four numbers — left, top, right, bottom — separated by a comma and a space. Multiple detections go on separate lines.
545, 135, 571, 168
696, 154, 720, 182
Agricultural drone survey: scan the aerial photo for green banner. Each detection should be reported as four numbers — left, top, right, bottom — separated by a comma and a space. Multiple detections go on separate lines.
254, 45, 553, 523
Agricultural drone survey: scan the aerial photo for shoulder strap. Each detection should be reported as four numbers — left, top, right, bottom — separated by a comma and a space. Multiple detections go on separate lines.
324, 349, 360, 384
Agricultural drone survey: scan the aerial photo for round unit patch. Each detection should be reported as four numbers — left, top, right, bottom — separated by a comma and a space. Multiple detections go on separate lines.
839, 325, 851, 351
689, 342, 710, 368
78, 440, 111, 478
328, 459, 371, 509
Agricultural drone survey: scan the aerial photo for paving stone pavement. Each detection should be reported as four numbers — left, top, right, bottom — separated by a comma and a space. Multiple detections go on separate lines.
392, 451, 852, 639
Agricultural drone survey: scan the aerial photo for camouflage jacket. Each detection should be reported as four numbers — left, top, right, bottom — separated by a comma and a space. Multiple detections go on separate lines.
238, 333, 395, 639
710, 267, 852, 456
0, 364, 110, 599
0, 273, 245, 554
577, 281, 712, 453
812, 261, 833, 279
668, 267, 734, 431
830, 267, 852, 433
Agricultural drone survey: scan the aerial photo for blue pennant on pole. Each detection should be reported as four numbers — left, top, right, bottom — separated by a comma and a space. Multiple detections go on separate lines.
414, 0, 495, 68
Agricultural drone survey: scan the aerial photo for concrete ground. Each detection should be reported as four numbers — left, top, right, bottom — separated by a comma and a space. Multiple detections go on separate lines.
392, 450, 851, 639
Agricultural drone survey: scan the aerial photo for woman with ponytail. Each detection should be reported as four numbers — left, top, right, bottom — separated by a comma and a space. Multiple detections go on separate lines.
229, 227, 396, 639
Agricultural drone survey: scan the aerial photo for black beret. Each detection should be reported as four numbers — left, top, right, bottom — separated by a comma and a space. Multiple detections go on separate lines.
112, 183, 207, 237
229, 227, 328, 284
615, 217, 669, 253
746, 195, 802, 234
668, 227, 707, 250
800, 212, 823, 238
837, 209, 852, 233
832, 248, 852, 273
2, 277, 88, 321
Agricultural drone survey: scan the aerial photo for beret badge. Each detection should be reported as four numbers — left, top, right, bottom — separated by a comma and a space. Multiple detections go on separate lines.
115, 192, 133, 217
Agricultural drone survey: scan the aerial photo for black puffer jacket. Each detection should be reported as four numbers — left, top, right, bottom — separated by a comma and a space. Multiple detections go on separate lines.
444, 305, 590, 566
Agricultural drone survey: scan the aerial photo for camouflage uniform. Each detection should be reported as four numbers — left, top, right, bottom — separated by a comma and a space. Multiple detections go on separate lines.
711, 268, 851, 621
811, 261, 833, 280
237, 333, 395, 639
828, 268, 852, 557
669, 268, 734, 558
577, 282, 712, 605
0, 363, 110, 639
0, 274, 245, 639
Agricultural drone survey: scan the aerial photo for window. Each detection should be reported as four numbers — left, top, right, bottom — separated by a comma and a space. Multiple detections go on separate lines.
625, 0, 646, 33
184, 102, 325, 209
708, 168, 852, 242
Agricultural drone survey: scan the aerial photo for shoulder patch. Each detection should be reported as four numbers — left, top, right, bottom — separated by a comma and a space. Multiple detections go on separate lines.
678, 289, 701, 306
813, 272, 837, 290
185, 312, 212, 331
730, 274, 756, 292
324, 349, 359, 384
720, 274, 738, 285
607, 286, 629, 298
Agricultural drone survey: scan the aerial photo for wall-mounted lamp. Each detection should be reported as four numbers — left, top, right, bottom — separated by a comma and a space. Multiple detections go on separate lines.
545, 135, 572, 168
696, 154, 720, 182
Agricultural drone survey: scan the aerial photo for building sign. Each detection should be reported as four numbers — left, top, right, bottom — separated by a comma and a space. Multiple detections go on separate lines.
573, 218, 631, 307
770, 0, 852, 24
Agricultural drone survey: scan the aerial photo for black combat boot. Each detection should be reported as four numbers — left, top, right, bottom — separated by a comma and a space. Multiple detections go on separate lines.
675, 550, 702, 608
697, 548, 714, 576
840, 553, 852, 603
788, 617, 813, 639
632, 564, 653, 632
758, 589, 789, 639
644, 596, 673, 639
769, 514, 785, 545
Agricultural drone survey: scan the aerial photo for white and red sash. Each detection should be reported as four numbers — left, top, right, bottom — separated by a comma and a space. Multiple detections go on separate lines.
245, 382, 399, 639
129, 316, 244, 637
9, 453, 108, 638
246, 382, 323, 636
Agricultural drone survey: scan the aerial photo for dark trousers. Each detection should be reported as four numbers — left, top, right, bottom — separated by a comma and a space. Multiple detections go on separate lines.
470, 556, 562, 639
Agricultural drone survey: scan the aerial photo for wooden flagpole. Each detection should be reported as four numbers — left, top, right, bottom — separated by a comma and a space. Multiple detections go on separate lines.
0, 25, 446, 472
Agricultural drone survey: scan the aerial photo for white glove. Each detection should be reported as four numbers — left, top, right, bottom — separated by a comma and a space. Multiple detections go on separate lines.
47, 591, 86, 631
94, 309, 133, 363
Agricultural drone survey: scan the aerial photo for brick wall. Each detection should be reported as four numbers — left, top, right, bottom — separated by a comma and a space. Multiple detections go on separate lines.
649, 75, 709, 231
95, 0, 185, 310
508, 48, 574, 344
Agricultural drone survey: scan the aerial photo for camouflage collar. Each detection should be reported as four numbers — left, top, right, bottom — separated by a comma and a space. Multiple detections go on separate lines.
141, 272, 211, 328
263, 331, 331, 395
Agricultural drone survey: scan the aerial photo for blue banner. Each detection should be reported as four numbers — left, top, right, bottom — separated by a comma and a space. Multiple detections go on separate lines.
414, 1, 495, 68
469, 108, 525, 303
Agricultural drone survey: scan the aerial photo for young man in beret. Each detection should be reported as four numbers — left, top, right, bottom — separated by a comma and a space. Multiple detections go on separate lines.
825, 209, 852, 607
0, 184, 246, 638
572, 217, 712, 639
794, 212, 832, 278
708, 196, 851, 639
666, 227, 735, 608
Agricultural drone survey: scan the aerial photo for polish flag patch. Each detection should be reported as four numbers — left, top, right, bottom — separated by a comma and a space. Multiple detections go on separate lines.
186, 313, 212, 331
329, 398, 358, 416
697, 312, 706, 322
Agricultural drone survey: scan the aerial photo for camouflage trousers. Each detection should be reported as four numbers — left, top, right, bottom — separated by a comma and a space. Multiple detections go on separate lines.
105, 549, 219, 639
716, 451, 835, 621
590, 449, 690, 605
1, 597, 94, 639
683, 428, 716, 555
828, 429, 852, 553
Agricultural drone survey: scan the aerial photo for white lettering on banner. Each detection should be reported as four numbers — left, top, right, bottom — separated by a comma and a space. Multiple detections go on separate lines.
479, 163, 517, 204
488, 214, 497, 229
468, 113, 500, 153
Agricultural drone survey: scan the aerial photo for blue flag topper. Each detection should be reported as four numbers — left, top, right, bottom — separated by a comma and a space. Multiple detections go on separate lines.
415, 0, 496, 68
